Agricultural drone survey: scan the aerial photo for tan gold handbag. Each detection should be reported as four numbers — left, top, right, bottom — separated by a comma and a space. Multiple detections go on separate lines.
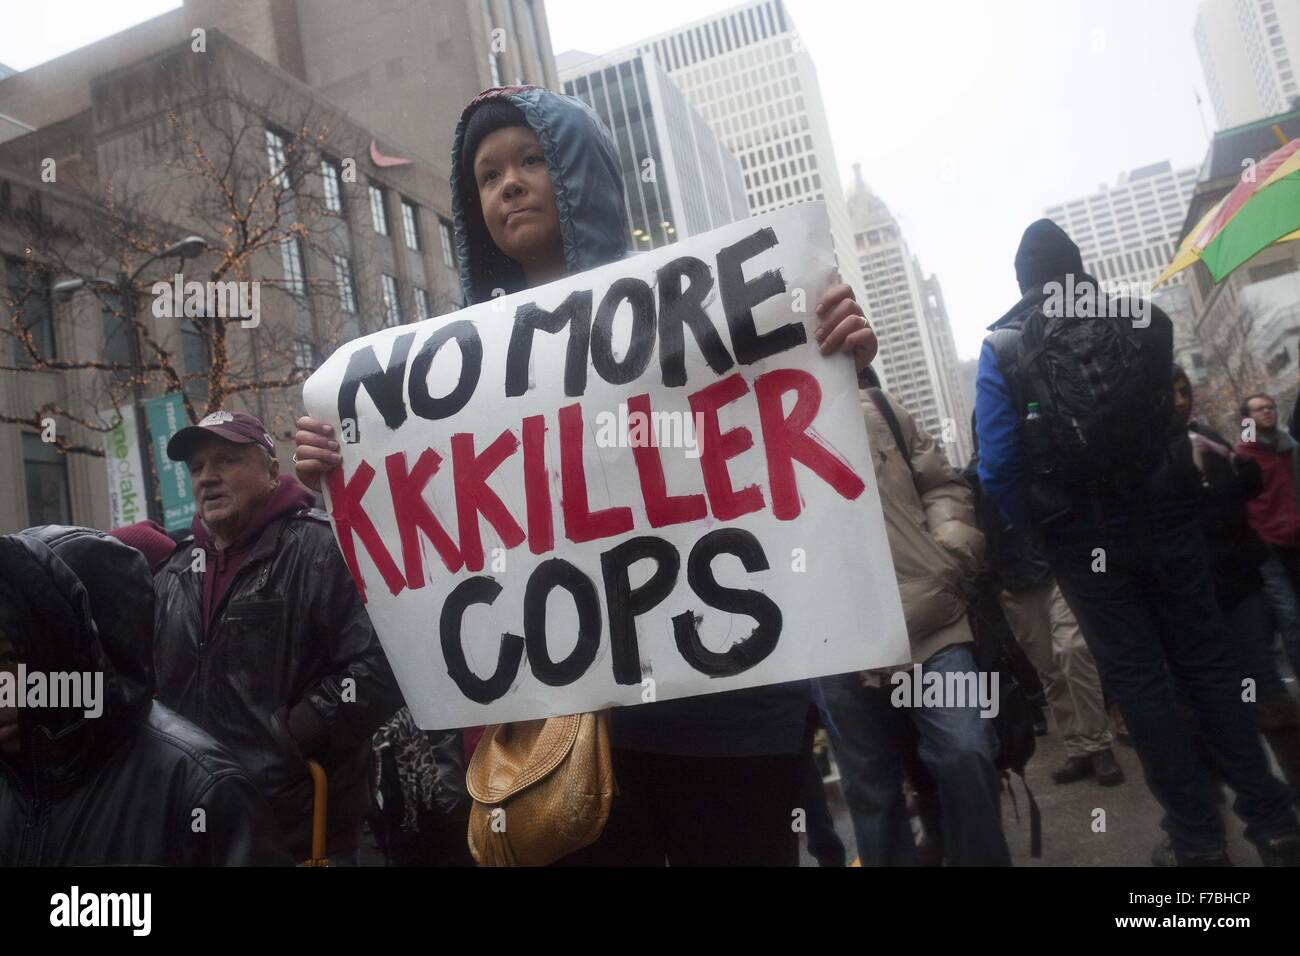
465, 711, 614, 866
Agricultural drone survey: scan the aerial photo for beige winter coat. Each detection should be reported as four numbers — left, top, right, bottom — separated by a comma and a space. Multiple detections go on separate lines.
862, 388, 984, 667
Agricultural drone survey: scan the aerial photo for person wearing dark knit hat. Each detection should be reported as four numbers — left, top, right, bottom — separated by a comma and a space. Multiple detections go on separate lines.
107, 519, 177, 573
1013, 218, 1086, 295
459, 97, 530, 182
974, 220, 1300, 868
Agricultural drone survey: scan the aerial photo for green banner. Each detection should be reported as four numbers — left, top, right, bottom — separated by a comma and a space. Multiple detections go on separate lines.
144, 392, 196, 532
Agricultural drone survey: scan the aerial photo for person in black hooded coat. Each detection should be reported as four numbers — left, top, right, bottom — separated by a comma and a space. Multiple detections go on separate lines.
0, 525, 291, 865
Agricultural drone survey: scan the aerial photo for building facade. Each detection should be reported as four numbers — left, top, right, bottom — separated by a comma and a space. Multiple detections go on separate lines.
0, 29, 479, 534
1043, 161, 1199, 290
845, 166, 972, 467
560, 50, 749, 249
595, 0, 867, 304
0, 0, 559, 167
1196, 0, 1300, 130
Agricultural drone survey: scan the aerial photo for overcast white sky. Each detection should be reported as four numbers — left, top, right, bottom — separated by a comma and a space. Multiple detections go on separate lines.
0, 0, 1213, 358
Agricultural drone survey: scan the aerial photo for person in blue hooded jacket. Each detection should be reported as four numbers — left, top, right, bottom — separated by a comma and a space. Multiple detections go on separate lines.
975, 219, 1300, 868
294, 86, 877, 866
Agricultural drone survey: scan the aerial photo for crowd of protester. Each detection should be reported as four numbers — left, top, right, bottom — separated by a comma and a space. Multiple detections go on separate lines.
2, 85, 1299, 867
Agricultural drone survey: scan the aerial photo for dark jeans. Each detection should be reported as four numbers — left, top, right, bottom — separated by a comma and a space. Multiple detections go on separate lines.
815, 643, 1011, 866
1223, 588, 1291, 703
1259, 545, 1300, 678
560, 748, 802, 866
1046, 515, 1298, 854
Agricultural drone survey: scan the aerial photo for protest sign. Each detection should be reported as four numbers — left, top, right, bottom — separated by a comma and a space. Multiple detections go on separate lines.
303, 202, 909, 728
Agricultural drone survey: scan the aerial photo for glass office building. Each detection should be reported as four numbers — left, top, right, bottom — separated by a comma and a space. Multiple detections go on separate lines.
561, 51, 749, 250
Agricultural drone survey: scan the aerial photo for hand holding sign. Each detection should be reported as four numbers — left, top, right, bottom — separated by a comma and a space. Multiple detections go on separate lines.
302, 203, 908, 729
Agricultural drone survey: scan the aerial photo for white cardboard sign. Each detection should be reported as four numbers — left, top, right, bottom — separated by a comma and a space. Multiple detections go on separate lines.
303, 202, 909, 729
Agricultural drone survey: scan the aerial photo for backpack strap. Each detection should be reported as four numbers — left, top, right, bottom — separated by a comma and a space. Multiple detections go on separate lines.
867, 388, 910, 467
1001, 771, 1043, 859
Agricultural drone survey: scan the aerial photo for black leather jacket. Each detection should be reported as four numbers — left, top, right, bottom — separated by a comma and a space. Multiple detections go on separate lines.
153, 509, 402, 858
0, 526, 291, 865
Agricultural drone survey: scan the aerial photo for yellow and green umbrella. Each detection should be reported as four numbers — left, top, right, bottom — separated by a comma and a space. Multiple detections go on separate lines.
1156, 137, 1300, 287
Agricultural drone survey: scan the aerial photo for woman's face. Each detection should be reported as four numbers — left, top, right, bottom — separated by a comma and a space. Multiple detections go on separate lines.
1172, 377, 1193, 424
473, 125, 563, 276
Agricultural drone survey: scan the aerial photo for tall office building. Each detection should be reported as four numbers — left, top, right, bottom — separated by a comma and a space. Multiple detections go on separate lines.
600, 0, 867, 303
1043, 161, 1199, 289
846, 166, 971, 466
1196, 0, 1300, 130
559, 50, 749, 249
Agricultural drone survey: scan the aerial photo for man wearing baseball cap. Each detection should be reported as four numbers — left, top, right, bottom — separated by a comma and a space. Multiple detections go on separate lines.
153, 409, 402, 864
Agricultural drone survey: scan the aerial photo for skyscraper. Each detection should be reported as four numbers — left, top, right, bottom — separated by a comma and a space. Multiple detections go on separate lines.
603, 0, 867, 302
559, 50, 750, 250
1196, 0, 1300, 130
1043, 161, 1199, 290
846, 166, 971, 466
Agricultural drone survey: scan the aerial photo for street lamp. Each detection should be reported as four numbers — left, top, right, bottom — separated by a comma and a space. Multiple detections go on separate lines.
53, 235, 209, 524
53, 234, 209, 298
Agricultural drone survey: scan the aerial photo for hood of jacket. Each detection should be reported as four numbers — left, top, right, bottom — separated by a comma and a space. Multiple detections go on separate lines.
191, 474, 317, 553
0, 526, 153, 793
450, 85, 628, 306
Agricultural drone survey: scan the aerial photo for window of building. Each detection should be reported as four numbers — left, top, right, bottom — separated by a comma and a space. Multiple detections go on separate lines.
1248, 259, 1297, 283
321, 158, 344, 214
414, 286, 431, 320
181, 319, 209, 407
266, 128, 290, 189
5, 259, 54, 364
382, 274, 401, 326
24, 431, 71, 525
401, 200, 421, 251
280, 237, 306, 296
438, 218, 458, 269
333, 254, 357, 313
292, 338, 316, 370
483, 0, 503, 84
369, 183, 389, 236
101, 292, 133, 384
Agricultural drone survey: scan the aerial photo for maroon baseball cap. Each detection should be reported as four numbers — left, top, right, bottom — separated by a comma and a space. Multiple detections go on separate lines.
167, 410, 277, 462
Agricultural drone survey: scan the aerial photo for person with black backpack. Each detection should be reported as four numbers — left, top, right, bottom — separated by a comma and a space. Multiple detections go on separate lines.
975, 218, 1300, 867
